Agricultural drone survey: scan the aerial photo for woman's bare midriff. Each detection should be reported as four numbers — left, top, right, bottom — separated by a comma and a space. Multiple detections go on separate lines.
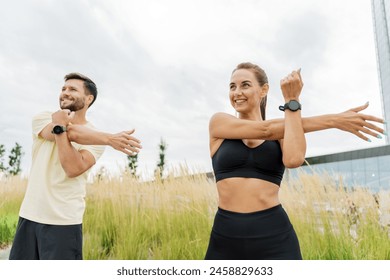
216, 177, 280, 213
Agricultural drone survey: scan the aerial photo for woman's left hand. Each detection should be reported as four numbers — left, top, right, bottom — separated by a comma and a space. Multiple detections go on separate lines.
335, 102, 385, 141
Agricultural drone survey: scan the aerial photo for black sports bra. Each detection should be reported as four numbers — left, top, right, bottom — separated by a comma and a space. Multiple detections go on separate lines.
212, 139, 285, 186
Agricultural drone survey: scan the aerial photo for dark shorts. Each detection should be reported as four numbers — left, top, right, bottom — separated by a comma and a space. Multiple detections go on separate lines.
205, 204, 302, 260
9, 217, 83, 260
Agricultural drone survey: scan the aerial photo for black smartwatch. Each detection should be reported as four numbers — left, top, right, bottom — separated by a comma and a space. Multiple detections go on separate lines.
279, 100, 302, 112
51, 125, 67, 135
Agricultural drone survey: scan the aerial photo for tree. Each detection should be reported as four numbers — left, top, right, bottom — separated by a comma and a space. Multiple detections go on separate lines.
8, 142, 24, 176
127, 153, 138, 177
156, 138, 167, 179
0, 144, 6, 173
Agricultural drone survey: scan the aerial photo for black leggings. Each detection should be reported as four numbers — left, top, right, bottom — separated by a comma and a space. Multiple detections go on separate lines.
205, 204, 302, 260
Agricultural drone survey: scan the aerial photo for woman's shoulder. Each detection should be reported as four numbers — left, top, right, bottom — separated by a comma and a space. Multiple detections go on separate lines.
209, 112, 235, 123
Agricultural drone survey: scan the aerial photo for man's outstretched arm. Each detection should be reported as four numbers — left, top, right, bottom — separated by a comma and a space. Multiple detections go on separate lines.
39, 111, 141, 155
67, 125, 141, 155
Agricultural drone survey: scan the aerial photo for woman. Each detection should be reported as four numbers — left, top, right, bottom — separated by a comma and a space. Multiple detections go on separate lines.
205, 62, 384, 260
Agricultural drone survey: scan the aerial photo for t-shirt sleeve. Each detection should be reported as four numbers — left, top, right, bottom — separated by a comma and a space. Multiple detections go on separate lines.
78, 144, 106, 162
76, 122, 107, 161
32, 111, 52, 137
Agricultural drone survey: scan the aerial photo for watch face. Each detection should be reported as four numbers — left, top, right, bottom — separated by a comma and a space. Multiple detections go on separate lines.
52, 125, 65, 134
288, 100, 300, 111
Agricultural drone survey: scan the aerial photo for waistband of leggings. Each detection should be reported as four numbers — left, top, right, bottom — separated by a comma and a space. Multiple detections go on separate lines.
217, 204, 282, 217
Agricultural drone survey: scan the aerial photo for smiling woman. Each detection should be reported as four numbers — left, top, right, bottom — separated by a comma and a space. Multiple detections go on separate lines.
229, 63, 269, 121
205, 61, 385, 260
206, 62, 306, 260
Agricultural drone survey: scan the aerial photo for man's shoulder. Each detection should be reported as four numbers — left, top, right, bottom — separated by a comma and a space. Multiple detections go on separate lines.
32, 111, 52, 121
31, 111, 53, 136
82, 120, 102, 133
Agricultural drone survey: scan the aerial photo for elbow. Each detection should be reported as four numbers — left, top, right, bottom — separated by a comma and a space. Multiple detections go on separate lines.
63, 163, 87, 178
63, 161, 95, 178
283, 156, 305, 169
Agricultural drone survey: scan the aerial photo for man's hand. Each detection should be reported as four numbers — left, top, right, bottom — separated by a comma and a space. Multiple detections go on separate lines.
335, 102, 385, 141
107, 129, 142, 155
52, 109, 75, 126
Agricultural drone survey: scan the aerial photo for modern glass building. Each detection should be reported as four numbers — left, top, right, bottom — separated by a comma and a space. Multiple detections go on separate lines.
291, 145, 390, 192
372, 0, 390, 143
288, 1, 390, 192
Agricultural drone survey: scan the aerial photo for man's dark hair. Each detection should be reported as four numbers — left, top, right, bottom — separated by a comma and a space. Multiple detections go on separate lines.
64, 73, 98, 107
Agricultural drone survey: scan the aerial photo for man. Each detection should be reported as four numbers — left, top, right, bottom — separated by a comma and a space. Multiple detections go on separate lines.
9, 73, 142, 260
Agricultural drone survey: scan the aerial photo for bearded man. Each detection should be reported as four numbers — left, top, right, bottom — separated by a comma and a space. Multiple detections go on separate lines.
9, 73, 141, 260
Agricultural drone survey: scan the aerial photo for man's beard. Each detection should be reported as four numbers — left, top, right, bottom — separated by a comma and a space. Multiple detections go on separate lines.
60, 98, 85, 111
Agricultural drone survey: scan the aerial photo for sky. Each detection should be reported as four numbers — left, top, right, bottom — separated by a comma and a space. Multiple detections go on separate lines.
0, 0, 386, 180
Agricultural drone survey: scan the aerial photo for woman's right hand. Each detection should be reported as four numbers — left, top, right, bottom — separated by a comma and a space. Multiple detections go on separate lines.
280, 68, 304, 102
334, 102, 385, 141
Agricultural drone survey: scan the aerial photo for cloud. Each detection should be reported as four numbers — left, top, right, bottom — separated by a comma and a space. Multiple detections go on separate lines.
0, 0, 386, 178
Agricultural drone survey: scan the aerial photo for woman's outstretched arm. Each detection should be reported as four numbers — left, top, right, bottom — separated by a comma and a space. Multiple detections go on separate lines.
209, 102, 384, 141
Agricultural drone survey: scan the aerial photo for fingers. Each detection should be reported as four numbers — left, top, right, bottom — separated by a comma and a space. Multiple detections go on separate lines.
117, 141, 141, 156
108, 129, 144, 156
128, 139, 142, 149
347, 122, 385, 142
353, 131, 369, 142
345, 123, 374, 142
363, 121, 385, 136
280, 68, 303, 86
52, 109, 74, 125
123, 139, 142, 151
118, 145, 139, 156
122, 149, 138, 156
124, 128, 135, 135
360, 126, 381, 140
354, 113, 385, 137
121, 144, 141, 156
296, 68, 303, 85
119, 130, 142, 155
280, 68, 304, 101
345, 102, 369, 113
122, 131, 142, 145
359, 113, 384, 124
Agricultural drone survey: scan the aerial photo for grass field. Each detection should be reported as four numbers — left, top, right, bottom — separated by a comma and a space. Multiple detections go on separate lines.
0, 176, 24, 249
1, 168, 390, 259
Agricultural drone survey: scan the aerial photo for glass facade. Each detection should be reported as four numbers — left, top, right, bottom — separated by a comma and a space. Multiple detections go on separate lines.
372, 0, 390, 144
291, 1, 390, 192
289, 145, 390, 192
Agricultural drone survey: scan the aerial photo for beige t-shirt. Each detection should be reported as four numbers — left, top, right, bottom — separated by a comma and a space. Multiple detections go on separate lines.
19, 111, 105, 225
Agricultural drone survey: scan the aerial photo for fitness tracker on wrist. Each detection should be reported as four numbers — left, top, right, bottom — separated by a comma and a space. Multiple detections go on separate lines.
279, 100, 302, 112
51, 125, 67, 134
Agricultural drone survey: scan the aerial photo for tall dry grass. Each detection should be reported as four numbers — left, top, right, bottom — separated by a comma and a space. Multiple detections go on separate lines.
83, 168, 217, 259
281, 170, 390, 259
0, 175, 26, 247
1, 168, 390, 259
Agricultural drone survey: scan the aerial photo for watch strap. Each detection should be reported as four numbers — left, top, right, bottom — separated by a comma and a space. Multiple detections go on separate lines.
279, 100, 301, 112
